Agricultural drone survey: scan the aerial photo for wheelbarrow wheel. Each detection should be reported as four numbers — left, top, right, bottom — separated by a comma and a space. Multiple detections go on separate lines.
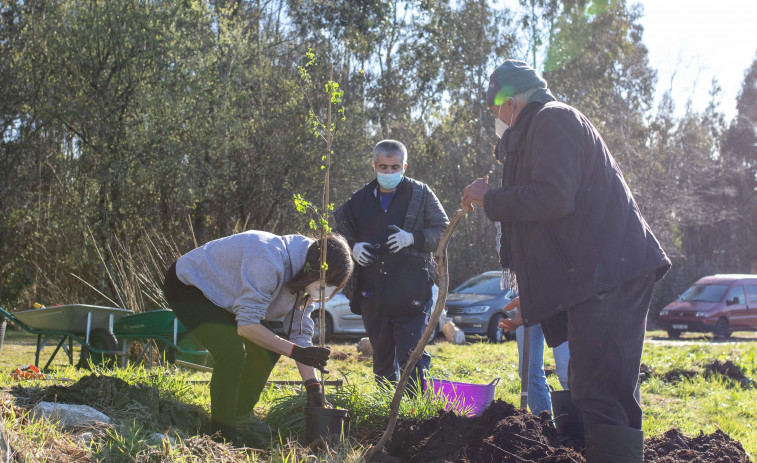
166, 332, 212, 367
78, 328, 119, 369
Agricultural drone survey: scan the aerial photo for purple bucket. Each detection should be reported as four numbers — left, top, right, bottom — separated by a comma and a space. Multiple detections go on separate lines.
428, 377, 500, 416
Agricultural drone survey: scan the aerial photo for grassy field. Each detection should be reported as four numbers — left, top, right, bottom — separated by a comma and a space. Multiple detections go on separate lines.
1, 327, 756, 461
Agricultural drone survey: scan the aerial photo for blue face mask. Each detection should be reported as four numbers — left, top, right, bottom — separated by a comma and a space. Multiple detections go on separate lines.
377, 171, 403, 190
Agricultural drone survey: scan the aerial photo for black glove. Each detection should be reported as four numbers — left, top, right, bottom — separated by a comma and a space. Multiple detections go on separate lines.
304, 378, 331, 408
290, 345, 330, 370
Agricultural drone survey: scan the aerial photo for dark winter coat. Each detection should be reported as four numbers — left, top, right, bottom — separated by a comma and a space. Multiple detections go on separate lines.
333, 177, 449, 312
484, 97, 671, 346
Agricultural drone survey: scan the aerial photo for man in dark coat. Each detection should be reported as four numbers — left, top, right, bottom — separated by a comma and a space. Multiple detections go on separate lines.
462, 60, 671, 463
334, 139, 449, 395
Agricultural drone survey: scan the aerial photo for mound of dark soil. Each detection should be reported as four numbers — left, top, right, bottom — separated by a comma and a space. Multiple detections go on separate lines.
660, 367, 698, 383
705, 360, 755, 388
377, 400, 753, 462
641, 360, 754, 387
385, 400, 583, 462
11, 374, 210, 435
645, 428, 751, 462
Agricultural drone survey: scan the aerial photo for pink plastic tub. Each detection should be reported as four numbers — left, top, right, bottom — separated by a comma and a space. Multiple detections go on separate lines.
428, 377, 500, 416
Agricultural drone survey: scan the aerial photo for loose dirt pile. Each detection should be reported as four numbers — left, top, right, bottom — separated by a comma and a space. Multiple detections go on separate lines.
705, 360, 755, 387
10, 374, 210, 435
639, 360, 754, 387
383, 401, 582, 462
375, 400, 752, 462
645, 428, 751, 462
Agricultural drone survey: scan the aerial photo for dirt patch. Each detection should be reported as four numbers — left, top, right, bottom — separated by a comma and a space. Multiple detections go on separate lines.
705, 360, 755, 387
331, 350, 351, 361
645, 428, 751, 462
383, 400, 583, 462
639, 360, 754, 387
374, 400, 752, 462
660, 367, 699, 383
10, 374, 210, 435
639, 363, 655, 383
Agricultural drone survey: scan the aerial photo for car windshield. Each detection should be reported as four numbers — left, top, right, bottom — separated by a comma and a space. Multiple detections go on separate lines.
678, 284, 729, 303
453, 274, 503, 295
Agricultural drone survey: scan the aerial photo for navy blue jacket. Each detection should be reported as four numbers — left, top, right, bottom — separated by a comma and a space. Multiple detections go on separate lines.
334, 177, 449, 312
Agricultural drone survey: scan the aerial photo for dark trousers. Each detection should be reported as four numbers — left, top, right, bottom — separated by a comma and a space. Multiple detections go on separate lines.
567, 271, 655, 431
359, 295, 431, 396
163, 263, 280, 429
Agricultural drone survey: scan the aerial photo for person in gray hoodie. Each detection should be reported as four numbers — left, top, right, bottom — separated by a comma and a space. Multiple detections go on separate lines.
163, 231, 353, 442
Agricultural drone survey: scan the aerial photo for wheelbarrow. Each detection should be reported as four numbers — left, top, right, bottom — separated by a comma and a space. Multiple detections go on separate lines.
113, 309, 212, 369
0, 304, 210, 371
0, 304, 132, 371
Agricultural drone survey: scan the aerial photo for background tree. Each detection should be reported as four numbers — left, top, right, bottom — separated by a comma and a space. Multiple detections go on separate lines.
1, 0, 753, 318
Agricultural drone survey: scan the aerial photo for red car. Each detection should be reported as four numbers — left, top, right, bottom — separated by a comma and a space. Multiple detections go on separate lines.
658, 274, 757, 338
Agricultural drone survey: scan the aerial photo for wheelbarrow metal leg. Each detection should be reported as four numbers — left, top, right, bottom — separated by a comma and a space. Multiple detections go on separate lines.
148, 341, 154, 369
128, 340, 150, 367
42, 335, 69, 371
85, 312, 92, 345
35, 334, 42, 367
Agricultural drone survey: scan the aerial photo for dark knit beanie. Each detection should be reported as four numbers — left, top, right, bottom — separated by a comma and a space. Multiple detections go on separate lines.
485, 60, 548, 106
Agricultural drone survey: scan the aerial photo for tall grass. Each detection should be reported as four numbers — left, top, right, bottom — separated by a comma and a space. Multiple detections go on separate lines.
73, 228, 182, 312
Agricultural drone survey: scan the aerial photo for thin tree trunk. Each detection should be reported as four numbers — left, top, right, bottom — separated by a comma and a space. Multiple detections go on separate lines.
365, 208, 468, 462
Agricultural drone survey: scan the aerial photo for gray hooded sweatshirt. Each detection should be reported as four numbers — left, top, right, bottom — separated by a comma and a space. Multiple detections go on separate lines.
175, 230, 315, 347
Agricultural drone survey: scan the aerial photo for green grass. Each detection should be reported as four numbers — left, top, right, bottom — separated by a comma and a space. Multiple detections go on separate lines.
2, 328, 757, 461
640, 330, 757, 455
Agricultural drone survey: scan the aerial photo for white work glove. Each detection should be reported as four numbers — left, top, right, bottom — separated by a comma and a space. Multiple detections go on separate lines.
352, 242, 376, 266
386, 225, 414, 253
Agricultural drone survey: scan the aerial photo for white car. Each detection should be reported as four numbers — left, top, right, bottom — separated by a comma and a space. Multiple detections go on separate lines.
301, 285, 447, 342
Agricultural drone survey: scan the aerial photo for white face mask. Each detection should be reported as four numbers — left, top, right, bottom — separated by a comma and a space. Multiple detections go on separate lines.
376, 171, 403, 190
495, 118, 508, 139
494, 101, 515, 139
305, 282, 339, 302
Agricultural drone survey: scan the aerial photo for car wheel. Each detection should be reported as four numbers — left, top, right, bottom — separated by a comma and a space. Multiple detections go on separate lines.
311, 313, 333, 344
666, 329, 682, 339
487, 314, 506, 343
714, 318, 731, 338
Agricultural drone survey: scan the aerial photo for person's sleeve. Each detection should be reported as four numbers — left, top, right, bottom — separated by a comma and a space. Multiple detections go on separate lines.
286, 301, 315, 347
232, 251, 284, 326
483, 106, 583, 223
414, 186, 450, 252
333, 197, 359, 247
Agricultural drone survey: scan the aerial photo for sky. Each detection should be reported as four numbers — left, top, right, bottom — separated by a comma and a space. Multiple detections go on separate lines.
501, 0, 757, 121
632, 0, 756, 121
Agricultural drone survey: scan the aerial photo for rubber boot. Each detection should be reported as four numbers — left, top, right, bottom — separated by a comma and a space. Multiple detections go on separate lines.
585, 424, 644, 463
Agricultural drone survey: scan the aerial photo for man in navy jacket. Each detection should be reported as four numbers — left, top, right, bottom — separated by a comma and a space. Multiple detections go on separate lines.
463, 60, 670, 463
335, 139, 448, 395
